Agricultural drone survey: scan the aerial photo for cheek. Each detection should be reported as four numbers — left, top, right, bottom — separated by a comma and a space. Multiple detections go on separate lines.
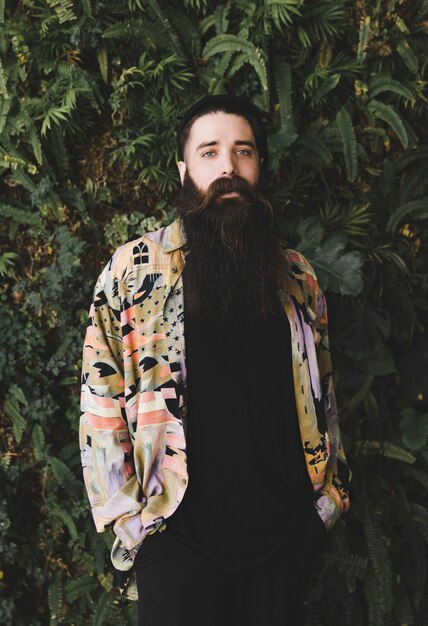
188, 167, 212, 192
242, 162, 260, 184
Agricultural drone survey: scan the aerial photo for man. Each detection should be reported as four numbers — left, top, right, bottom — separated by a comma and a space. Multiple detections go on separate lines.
79, 95, 352, 626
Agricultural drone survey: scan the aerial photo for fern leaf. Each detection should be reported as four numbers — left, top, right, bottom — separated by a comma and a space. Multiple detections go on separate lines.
363, 506, 389, 575
31, 424, 45, 461
387, 197, 428, 232
46, 0, 77, 23
97, 47, 108, 84
357, 15, 371, 62
0, 92, 11, 134
341, 375, 373, 418
203, 35, 268, 91
273, 56, 296, 137
4, 398, 26, 443
4, 384, 28, 444
397, 40, 418, 74
164, 6, 201, 57
41, 106, 71, 137
216, 50, 233, 78
368, 99, 409, 149
214, 2, 230, 35
147, 0, 185, 57
48, 457, 81, 492
26, 120, 43, 165
298, 135, 332, 164
81, 0, 91, 16
227, 52, 249, 78
336, 106, 358, 182
0, 203, 41, 225
51, 506, 78, 540
48, 579, 63, 623
368, 76, 414, 101
93, 589, 110, 626
355, 440, 416, 463
65, 574, 95, 603
0, 57, 8, 98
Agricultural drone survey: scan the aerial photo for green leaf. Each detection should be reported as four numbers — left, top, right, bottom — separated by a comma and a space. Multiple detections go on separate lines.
46, 0, 77, 23
273, 56, 297, 139
48, 579, 63, 623
339, 303, 391, 361
357, 343, 396, 376
4, 399, 26, 444
48, 457, 81, 492
4, 385, 28, 444
202, 35, 268, 91
214, 2, 230, 35
399, 408, 428, 450
147, 0, 185, 58
315, 73, 341, 101
65, 575, 96, 603
51, 506, 79, 540
336, 106, 358, 182
97, 47, 108, 84
397, 40, 418, 74
368, 100, 408, 149
298, 135, 332, 164
357, 15, 371, 62
341, 375, 374, 419
355, 440, 416, 464
297, 225, 364, 295
387, 197, 428, 232
31, 424, 46, 461
368, 76, 414, 101
0, 251, 19, 276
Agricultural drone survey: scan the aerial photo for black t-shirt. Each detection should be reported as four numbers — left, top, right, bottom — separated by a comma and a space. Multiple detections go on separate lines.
165, 301, 315, 569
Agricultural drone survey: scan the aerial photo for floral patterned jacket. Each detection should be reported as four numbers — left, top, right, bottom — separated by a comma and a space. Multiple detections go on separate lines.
79, 216, 352, 600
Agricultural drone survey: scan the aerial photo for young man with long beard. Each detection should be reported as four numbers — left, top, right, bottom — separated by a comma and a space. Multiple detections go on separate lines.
79, 95, 352, 626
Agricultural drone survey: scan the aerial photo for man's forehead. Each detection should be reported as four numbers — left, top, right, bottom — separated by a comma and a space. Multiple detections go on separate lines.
188, 111, 255, 144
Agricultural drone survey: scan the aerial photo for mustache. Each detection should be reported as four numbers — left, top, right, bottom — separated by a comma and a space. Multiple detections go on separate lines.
184, 174, 263, 215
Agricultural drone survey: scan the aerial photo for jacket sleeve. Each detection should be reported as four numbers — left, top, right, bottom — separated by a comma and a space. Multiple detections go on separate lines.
313, 286, 352, 531
79, 258, 147, 551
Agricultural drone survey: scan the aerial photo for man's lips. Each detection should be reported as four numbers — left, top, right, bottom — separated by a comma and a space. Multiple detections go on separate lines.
219, 191, 240, 198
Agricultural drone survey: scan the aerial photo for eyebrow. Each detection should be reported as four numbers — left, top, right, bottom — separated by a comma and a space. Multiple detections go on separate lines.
195, 140, 256, 152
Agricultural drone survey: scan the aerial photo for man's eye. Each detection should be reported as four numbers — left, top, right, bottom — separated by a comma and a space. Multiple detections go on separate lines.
202, 151, 215, 158
237, 149, 251, 156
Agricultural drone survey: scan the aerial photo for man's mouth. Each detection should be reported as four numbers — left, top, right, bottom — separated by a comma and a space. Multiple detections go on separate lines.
220, 191, 240, 198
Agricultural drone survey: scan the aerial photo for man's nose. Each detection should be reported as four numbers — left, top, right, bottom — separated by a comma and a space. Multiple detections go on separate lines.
219, 153, 236, 177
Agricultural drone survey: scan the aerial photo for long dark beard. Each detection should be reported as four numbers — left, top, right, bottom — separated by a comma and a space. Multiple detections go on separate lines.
176, 171, 288, 326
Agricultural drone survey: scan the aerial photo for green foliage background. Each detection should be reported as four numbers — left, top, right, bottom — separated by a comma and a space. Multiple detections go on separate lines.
1, 0, 428, 624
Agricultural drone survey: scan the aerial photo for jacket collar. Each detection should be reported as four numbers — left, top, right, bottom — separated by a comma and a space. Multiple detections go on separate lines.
144, 217, 187, 253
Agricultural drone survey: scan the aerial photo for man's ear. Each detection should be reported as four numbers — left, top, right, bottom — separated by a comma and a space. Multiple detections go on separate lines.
177, 161, 186, 185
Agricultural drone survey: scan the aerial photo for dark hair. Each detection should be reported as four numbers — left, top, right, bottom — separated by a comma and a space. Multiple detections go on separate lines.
176, 95, 269, 177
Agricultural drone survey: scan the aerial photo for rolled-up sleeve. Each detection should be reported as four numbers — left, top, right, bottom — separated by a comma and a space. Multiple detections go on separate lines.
79, 259, 147, 550
314, 287, 352, 530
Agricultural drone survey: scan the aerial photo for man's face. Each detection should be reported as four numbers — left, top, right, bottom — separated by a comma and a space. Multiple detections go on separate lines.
177, 111, 261, 195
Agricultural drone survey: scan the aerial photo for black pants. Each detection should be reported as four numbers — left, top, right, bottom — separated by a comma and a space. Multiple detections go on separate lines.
135, 505, 328, 626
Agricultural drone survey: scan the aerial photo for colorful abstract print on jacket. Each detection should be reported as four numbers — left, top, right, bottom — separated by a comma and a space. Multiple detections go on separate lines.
79, 217, 352, 600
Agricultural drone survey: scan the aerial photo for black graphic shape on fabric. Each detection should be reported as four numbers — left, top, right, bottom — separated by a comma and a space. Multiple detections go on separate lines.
94, 362, 117, 377
94, 289, 108, 308
133, 242, 150, 266
133, 273, 162, 305
139, 356, 157, 372
122, 324, 134, 338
